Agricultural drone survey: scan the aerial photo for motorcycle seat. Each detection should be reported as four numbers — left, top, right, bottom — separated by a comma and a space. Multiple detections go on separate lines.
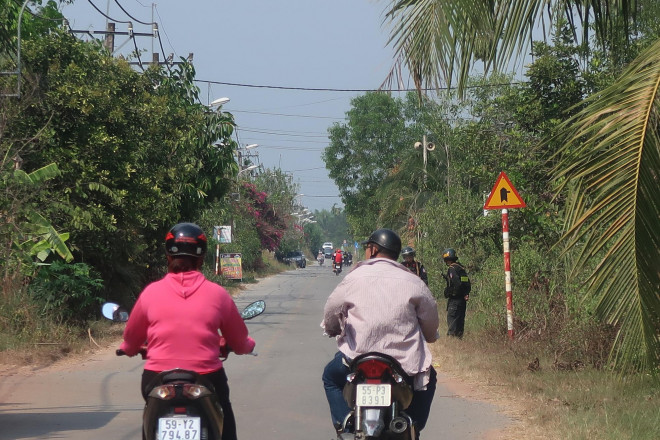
159, 369, 198, 383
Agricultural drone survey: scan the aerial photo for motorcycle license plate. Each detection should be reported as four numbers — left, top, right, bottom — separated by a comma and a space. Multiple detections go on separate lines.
157, 417, 201, 440
356, 384, 391, 407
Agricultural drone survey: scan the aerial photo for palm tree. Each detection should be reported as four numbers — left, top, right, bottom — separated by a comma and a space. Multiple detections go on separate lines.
382, 0, 659, 372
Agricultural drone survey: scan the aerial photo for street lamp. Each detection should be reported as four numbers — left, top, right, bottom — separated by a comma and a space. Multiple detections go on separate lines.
245, 143, 259, 150
238, 164, 258, 176
210, 96, 230, 108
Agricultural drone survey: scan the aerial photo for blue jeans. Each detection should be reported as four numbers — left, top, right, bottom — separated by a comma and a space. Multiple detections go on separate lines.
322, 351, 437, 433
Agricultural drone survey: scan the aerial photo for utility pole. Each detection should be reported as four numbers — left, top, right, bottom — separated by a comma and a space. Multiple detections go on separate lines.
104, 22, 115, 52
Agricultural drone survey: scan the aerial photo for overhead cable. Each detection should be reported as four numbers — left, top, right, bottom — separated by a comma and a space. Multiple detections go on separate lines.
113, 0, 155, 25
86, 0, 131, 24
196, 79, 524, 93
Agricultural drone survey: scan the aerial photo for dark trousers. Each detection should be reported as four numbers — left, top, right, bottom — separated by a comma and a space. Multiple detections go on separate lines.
447, 298, 467, 337
322, 351, 437, 434
142, 368, 237, 440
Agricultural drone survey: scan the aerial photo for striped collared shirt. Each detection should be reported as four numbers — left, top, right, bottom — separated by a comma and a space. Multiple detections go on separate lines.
322, 257, 439, 386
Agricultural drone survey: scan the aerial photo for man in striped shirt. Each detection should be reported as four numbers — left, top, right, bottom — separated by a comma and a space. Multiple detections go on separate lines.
322, 228, 439, 438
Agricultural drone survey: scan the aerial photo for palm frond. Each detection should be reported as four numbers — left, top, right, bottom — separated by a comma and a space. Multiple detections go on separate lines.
383, 0, 543, 94
552, 38, 660, 372
381, 1, 638, 96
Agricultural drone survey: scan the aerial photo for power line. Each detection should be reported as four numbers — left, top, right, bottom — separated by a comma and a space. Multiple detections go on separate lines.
239, 125, 327, 136
242, 136, 328, 144
230, 109, 341, 120
285, 166, 327, 172
85, 0, 131, 24
238, 128, 328, 138
196, 78, 524, 93
113, 0, 155, 25
260, 146, 326, 151
153, 5, 176, 54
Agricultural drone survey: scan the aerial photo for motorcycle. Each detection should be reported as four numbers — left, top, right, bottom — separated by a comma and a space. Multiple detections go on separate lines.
102, 300, 266, 440
333, 261, 342, 276
318, 255, 325, 266
338, 352, 415, 440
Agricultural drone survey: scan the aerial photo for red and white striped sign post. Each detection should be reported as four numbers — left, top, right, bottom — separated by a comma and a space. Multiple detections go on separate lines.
484, 172, 526, 340
502, 209, 514, 339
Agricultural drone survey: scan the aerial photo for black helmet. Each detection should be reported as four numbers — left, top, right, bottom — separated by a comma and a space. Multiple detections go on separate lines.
401, 246, 416, 257
165, 223, 207, 257
442, 248, 457, 261
363, 228, 402, 256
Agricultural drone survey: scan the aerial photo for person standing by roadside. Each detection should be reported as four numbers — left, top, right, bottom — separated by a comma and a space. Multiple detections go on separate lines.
442, 248, 471, 338
401, 246, 429, 285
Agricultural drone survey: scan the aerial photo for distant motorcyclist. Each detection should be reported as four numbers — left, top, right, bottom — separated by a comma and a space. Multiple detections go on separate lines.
333, 248, 343, 269
317, 250, 325, 266
401, 246, 428, 285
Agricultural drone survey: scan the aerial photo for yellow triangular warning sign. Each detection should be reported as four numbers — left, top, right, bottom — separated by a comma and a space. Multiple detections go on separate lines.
484, 172, 526, 210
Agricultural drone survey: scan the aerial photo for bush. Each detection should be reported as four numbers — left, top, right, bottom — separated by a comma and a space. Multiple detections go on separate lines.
28, 261, 104, 324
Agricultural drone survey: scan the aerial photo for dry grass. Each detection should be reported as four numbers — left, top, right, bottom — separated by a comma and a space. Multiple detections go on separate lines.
0, 319, 125, 374
430, 328, 660, 440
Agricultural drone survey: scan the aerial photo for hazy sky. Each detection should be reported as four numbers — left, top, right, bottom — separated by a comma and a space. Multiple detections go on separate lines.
60, 0, 409, 212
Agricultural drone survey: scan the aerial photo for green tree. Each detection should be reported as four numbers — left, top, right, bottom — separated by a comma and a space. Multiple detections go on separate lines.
324, 92, 409, 236
14, 29, 236, 300
382, 0, 660, 371
312, 207, 351, 246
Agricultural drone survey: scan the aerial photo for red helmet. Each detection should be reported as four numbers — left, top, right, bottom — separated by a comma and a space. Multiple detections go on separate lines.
165, 223, 207, 257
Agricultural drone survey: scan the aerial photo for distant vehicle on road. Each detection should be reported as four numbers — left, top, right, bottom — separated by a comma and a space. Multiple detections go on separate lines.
285, 251, 307, 268
322, 242, 333, 258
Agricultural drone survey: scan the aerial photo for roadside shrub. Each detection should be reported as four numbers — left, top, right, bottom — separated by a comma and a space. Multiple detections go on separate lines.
28, 260, 104, 324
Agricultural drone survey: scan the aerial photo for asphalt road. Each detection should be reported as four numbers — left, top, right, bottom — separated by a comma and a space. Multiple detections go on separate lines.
0, 264, 511, 439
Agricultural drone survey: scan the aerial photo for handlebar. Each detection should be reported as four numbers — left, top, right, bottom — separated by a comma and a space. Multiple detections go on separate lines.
116, 346, 147, 359
116, 345, 253, 360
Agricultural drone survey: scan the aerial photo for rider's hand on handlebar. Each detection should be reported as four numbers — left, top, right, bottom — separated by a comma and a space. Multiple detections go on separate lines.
218, 336, 230, 358
116, 345, 147, 359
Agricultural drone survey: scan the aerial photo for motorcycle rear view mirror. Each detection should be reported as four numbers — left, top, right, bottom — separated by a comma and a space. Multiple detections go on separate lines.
240, 300, 265, 320
101, 302, 130, 322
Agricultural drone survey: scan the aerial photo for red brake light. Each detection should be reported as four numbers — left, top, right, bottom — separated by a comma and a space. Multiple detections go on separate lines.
356, 359, 391, 379
174, 407, 187, 414
149, 384, 176, 400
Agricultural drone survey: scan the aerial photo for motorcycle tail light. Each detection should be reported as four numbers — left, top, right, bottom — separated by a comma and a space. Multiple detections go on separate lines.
174, 407, 187, 414
183, 384, 212, 399
149, 385, 176, 400
357, 359, 391, 379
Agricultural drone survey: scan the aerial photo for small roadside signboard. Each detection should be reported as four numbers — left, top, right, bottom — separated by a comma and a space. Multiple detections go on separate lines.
220, 253, 243, 280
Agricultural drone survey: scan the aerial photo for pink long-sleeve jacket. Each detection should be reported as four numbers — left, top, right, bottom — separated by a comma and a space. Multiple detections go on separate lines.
120, 271, 255, 373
